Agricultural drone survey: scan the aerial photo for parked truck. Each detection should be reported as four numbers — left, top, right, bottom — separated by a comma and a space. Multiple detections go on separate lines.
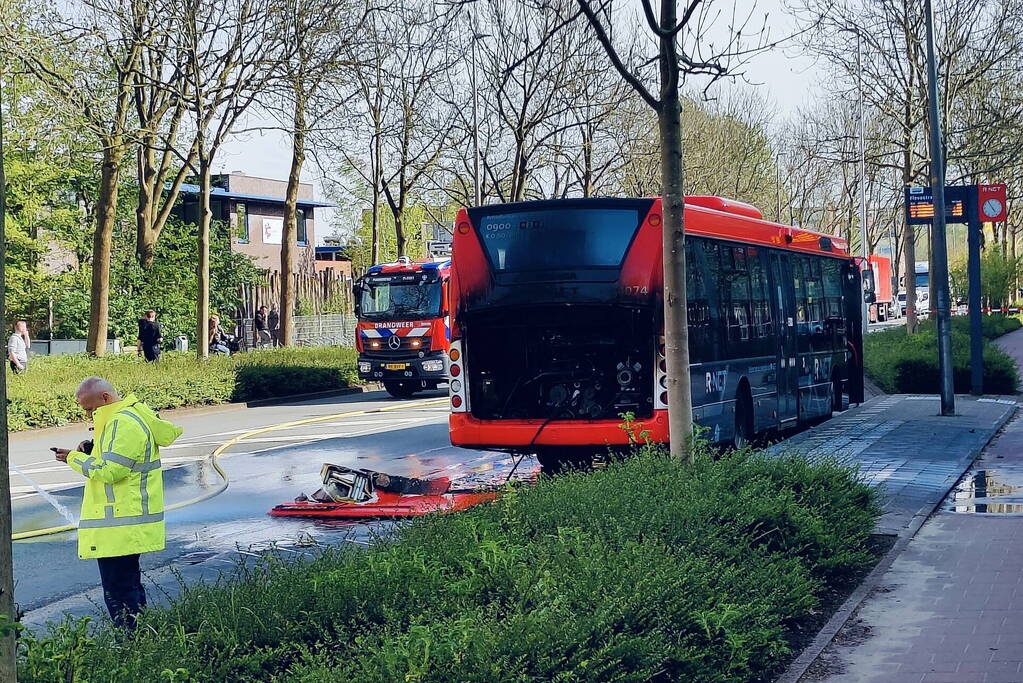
867, 255, 895, 322
353, 256, 451, 398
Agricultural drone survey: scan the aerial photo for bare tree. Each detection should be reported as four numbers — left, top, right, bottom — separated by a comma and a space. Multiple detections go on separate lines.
174, 0, 281, 357
270, 0, 364, 347
575, 0, 768, 459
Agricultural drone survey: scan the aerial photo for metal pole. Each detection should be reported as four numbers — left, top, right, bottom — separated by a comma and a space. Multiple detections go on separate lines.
470, 32, 481, 207
776, 153, 782, 222
968, 191, 983, 395
0, 69, 18, 682
856, 30, 870, 329
924, 0, 956, 415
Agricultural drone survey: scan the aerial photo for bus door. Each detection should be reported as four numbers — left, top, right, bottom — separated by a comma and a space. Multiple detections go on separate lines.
770, 252, 799, 426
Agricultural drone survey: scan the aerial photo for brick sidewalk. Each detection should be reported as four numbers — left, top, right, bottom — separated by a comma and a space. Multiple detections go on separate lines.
767, 394, 1015, 536
804, 411, 1023, 682
791, 327, 1023, 682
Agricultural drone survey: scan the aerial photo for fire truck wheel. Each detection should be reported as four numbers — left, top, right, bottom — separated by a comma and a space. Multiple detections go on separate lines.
384, 381, 419, 399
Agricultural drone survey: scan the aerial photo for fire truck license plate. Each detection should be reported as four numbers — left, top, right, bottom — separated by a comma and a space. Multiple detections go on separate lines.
385, 363, 408, 370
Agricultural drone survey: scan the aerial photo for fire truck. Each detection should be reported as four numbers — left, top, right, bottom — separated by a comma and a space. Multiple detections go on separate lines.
354, 256, 451, 398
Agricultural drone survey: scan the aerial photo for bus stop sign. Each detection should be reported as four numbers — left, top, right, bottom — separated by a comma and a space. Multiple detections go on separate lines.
905, 183, 1008, 225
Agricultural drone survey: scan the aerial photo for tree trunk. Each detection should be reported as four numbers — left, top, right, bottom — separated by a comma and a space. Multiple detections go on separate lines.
657, 3, 694, 461
87, 144, 122, 356
195, 159, 212, 359
136, 146, 159, 268
280, 93, 306, 348
0, 78, 18, 683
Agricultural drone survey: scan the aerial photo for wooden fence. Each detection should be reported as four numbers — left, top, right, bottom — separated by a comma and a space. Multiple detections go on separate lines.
236, 269, 354, 319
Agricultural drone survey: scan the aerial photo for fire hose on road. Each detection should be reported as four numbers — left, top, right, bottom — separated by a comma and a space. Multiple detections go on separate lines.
10, 398, 448, 541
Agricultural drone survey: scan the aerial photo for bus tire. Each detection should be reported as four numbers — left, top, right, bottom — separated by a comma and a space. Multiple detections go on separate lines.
732, 385, 754, 450
384, 381, 418, 399
832, 373, 845, 413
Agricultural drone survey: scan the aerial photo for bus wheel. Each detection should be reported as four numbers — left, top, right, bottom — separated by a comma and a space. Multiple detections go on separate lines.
832, 374, 845, 413
384, 381, 418, 399
732, 389, 754, 450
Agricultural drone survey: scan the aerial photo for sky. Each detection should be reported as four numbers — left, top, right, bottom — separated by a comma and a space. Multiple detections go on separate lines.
213, 0, 826, 244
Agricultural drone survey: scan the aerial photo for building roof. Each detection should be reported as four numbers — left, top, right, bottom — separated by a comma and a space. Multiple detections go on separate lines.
178, 183, 336, 208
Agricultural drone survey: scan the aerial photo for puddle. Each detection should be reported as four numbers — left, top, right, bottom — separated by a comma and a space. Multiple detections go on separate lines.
944, 464, 1023, 514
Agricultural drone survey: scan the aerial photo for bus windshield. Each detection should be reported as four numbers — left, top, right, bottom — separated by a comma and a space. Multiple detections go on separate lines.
914, 273, 928, 288
474, 208, 641, 271
359, 279, 442, 321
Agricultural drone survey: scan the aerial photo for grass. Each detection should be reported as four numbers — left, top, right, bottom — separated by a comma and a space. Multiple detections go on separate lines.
18, 446, 880, 682
6, 347, 359, 431
864, 314, 1021, 394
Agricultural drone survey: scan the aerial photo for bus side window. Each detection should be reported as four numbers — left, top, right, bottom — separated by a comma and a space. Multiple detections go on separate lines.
748, 247, 772, 341
727, 247, 752, 345
685, 238, 711, 363
805, 258, 826, 350
822, 259, 844, 350
703, 240, 727, 360
794, 258, 809, 352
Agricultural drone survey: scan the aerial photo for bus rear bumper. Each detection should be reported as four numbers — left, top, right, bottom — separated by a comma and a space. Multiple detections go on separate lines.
448, 411, 670, 449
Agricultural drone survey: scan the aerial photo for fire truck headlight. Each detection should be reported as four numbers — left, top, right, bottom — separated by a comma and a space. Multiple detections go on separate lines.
421, 359, 444, 372
359, 362, 371, 374
410, 339, 422, 348
369, 340, 381, 349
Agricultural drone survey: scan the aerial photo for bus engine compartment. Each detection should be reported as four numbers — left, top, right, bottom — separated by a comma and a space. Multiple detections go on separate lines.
464, 305, 655, 421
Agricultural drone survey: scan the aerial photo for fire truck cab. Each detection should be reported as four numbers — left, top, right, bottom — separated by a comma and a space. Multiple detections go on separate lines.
354, 256, 451, 398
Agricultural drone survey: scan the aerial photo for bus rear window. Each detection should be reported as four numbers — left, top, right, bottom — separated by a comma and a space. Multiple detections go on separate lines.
475, 209, 641, 271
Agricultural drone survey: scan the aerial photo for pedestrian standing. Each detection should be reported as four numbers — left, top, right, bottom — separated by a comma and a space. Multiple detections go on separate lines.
136, 310, 163, 362
53, 377, 183, 630
254, 305, 272, 348
7, 320, 30, 373
268, 305, 280, 347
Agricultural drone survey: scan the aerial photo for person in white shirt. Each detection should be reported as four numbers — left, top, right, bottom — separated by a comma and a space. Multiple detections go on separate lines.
8, 320, 30, 373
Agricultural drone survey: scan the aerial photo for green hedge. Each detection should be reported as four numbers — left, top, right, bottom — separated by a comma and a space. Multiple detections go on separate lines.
864, 315, 1021, 394
18, 448, 880, 682
6, 347, 359, 431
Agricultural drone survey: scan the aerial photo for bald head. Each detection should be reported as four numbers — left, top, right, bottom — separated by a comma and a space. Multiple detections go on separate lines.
76, 377, 120, 418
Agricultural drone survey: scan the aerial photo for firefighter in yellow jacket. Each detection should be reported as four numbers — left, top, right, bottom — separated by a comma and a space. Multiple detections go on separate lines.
54, 377, 183, 628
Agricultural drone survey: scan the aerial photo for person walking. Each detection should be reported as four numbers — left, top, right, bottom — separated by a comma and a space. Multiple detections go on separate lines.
7, 320, 30, 373
268, 305, 280, 347
136, 310, 163, 362
254, 306, 271, 348
53, 377, 183, 629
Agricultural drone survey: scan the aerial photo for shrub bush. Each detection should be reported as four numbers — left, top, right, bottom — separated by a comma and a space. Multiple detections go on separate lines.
18, 447, 880, 682
6, 347, 358, 431
864, 315, 1020, 394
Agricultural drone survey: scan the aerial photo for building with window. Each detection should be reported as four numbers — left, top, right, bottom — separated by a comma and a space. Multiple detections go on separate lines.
178, 173, 335, 275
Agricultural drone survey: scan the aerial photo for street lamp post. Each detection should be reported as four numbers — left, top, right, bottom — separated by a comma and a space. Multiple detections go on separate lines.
855, 30, 870, 329
923, 0, 956, 415
469, 30, 489, 208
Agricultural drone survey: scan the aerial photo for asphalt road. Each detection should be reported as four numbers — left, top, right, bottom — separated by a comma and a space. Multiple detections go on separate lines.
11, 389, 534, 627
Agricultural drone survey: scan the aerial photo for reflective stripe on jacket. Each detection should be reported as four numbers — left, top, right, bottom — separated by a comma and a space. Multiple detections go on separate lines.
66, 394, 182, 559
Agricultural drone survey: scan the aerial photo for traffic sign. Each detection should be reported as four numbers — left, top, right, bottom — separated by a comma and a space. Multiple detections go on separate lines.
977, 183, 1007, 222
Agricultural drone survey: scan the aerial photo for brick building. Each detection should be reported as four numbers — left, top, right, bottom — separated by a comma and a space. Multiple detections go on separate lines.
179, 173, 335, 275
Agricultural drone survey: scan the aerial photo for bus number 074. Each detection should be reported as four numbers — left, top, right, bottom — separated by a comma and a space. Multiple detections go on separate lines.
621, 286, 649, 296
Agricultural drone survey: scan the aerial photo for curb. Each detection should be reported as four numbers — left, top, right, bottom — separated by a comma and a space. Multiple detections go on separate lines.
775, 401, 1018, 683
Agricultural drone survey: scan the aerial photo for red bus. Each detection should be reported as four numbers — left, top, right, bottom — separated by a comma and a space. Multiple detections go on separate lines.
446, 196, 865, 466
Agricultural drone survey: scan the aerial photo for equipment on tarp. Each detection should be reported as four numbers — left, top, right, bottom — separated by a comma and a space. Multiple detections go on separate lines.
269, 464, 500, 519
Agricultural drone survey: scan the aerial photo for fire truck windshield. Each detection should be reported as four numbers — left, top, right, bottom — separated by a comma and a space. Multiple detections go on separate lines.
359, 279, 443, 321
474, 208, 641, 271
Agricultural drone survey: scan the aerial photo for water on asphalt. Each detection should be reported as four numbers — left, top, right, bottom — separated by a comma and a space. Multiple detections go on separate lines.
13, 409, 537, 620
944, 462, 1023, 515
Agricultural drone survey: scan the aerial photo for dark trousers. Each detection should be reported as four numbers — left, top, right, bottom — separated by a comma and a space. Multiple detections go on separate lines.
97, 553, 146, 629
142, 343, 161, 362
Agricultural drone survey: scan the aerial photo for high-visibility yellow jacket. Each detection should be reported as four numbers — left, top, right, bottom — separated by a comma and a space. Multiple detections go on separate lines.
66, 394, 183, 559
